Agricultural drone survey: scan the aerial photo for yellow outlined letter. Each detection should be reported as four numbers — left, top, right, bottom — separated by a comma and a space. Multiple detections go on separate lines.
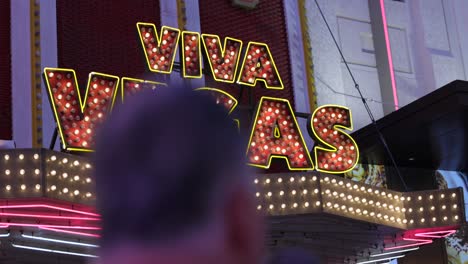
43, 68, 120, 152
237, 42, 284, 90
309, 105, 359, 174
182, 31, 202, 78
136, 22, 181, 74
246, 97, 313, 170
201, 34, 243, 83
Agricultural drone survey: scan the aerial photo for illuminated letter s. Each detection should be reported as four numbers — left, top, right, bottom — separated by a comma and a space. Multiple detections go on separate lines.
309, 105, 359, 173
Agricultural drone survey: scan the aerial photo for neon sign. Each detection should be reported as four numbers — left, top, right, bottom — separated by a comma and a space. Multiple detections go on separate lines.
44, 22, 359, 174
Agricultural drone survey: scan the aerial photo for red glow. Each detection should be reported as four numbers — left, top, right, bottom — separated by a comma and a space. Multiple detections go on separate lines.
40, 227, 101, 238
379, 0, 399, 110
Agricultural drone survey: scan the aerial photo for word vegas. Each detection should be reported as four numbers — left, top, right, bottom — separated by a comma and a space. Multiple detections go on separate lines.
43, 22, 359, 174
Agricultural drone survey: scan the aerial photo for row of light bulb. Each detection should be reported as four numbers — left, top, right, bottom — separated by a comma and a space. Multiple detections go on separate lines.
254, 175, 318, 185
48, 185, 92, 198
50, 170, 92, 183
4, 169, 41, 176
322, 177, 409, 201
3, 153, 40, 161
4, 183, 92, 198
4, 184, 41, 191
3, 154, 93, 170
258, 200, 321, 211
324, 201, 460, 223
256, 188, 320, 198
49, 156, 92, 169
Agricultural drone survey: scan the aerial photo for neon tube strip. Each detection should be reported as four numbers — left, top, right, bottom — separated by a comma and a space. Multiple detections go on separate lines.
379, 0, 399, 110
0, 212, 100, 221
356, 255, 405, 264
385, 238, 432, 251
22, 234, 99, 248
12, 244, 98, 258
40, 227, 101, 238
415, 230, 456, 238
0, 233, 10, 238
0, 222, 100, 230
0, 204, 100, 217
371, 247, 419, 257
385, 229, 456, 250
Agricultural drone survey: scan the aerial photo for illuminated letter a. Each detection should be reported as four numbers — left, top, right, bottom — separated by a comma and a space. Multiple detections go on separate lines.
246, 97, 313, 170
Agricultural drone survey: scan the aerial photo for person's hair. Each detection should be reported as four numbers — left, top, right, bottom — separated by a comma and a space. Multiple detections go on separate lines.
94, 86, 246, 248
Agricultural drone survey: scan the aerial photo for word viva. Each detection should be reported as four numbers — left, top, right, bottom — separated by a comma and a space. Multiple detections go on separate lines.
43, 23, 359, 174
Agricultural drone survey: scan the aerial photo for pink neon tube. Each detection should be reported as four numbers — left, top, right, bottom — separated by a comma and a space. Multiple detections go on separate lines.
40, 227, 101, 238
385, 238, 432, 251
0, 204, 100, 217
0, 212, 100, 221
379, 0, 399, 110
0, 222, 100, 230
385, 229, 456, 250
415, 230, 456, 238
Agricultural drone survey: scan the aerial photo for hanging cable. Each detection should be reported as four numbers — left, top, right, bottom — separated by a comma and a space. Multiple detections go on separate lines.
313, 0, 408, 191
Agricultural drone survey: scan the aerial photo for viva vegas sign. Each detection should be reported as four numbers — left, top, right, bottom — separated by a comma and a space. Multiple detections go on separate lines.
43, 22, 359, 174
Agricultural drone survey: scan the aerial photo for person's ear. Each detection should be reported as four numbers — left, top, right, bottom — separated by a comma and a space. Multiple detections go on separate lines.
224, 186, 265, 264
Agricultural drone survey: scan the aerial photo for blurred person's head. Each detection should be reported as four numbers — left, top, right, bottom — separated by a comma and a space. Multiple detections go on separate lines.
94, 87, 263, 264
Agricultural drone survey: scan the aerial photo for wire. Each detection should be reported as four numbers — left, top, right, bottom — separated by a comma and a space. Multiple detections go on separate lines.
313, 0, 408, 191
